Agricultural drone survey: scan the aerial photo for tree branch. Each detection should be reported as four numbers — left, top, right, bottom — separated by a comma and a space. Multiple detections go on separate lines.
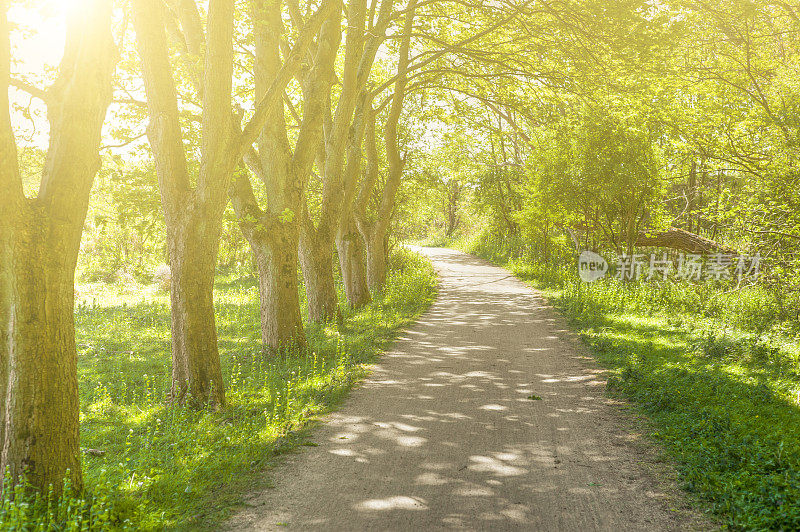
132, 0, 193, 211
237, 0, 339, 156
100, 131, 147, 150
370, 4, 531, 98
9, 78, 50, 104
38, 0, 117, 222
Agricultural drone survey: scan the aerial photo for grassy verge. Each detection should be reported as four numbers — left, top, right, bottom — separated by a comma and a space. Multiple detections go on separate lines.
1, 249, 436, 531
463, 234, 800, 530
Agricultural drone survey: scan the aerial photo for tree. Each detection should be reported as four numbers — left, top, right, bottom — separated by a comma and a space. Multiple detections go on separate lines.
132, 0, 335, 403
336, 95, 375, 308
228, 0, 343, 351
355, 0, 416, 291
0, 0, 116, 492
298, 0, 393, 319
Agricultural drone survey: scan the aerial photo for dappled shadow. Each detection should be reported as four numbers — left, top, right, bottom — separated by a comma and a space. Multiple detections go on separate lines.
532, 274, 800, 529
72, 257, 438, 529
229, 247, 698, 531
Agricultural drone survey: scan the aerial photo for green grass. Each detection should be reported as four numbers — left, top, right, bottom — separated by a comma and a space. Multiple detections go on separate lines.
1, 249, 437, 531
464, 233, 800, 530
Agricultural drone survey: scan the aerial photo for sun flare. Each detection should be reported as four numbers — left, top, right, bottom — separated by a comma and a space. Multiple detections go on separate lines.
7, 3, 67, 70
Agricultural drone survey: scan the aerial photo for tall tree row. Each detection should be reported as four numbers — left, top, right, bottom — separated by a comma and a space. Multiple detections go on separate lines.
355, 0, 416, 290
0, 0, 490, 494
132, 0, 336, 404
228, 0, 342, 350
299, 0, 378, 320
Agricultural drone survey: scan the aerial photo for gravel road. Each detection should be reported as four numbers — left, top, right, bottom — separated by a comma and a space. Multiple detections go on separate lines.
226, 247, 708, 531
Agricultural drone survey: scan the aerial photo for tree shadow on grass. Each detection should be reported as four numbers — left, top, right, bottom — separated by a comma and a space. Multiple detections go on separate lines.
73, 259, 435, 530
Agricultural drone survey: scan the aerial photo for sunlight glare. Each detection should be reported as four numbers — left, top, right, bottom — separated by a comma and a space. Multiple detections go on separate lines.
8, 0, 73, 70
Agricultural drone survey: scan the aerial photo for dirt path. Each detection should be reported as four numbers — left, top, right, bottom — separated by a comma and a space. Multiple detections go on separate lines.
227, 247, 708, 531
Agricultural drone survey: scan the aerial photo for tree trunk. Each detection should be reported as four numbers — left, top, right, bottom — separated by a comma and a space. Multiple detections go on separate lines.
687, 159, 697, 233
250, 228, 306, 352
239, 0, 342, 329
2, 219, 82, 493
635, 226, 737, 254
365, 231, 388, 293
167, 224, 226, 407
0, 224, 9, 458
446, 181, 462, 236
299, 228, 340, 322
353, 0, 415, 294
336, 217, 371, 308
0, 0, 113, 494
229, 167, 309, 352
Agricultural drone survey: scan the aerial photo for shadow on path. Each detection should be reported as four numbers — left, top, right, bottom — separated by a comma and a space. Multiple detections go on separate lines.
226, 247, 707, 531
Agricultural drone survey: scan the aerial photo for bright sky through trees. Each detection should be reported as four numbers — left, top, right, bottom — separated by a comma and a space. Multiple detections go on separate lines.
7, 1, 66, 144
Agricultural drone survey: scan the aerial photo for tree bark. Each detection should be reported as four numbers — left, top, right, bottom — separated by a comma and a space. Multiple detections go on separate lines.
230, 170, 306, 351
260, 0, 339, 327
364, 230, 388, 293
252, 227, 306, 351
167, 221, 226, 405
334, 91, 379, 308
354, 107, 394, 293
135, 0, 331, 397
0, 0, 114, 493
0, 0, 15, 471
3, 224, 83, 492
336, 216, 371, 308
299, 224, 340, 322
445, 180, 462, 236
133, 0, 232, 407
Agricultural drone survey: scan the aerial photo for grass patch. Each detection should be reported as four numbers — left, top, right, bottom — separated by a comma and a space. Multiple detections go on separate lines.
464, 234, 800, 530
1, 249, 436, 531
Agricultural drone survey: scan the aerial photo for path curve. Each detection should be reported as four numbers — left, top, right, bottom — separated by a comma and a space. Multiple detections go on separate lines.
227, 247, 707, 531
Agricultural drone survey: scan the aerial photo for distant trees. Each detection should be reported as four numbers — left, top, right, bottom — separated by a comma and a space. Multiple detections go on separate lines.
402, 0, 800, 275
674, 0, 800, 265
1, 0, 116, 492
527, 111, 666, 254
